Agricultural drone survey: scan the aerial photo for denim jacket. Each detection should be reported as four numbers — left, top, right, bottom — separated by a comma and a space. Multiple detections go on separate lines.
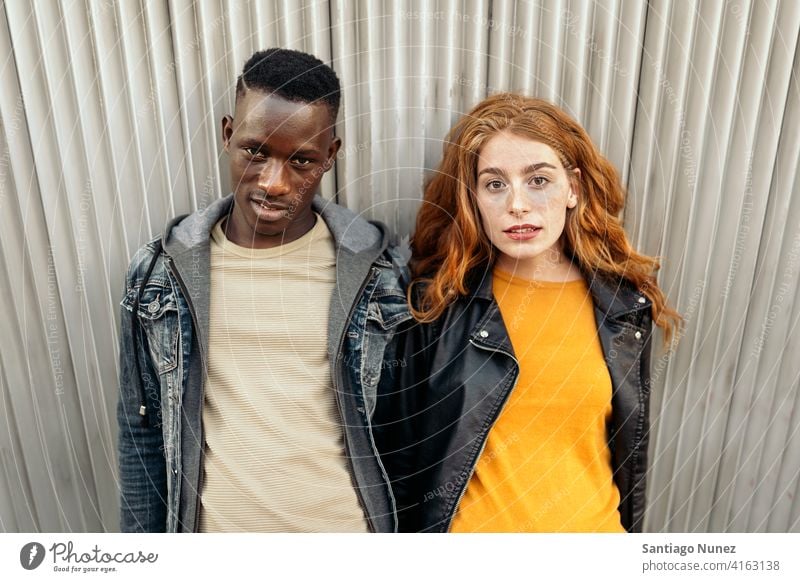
117, 194, 412, 532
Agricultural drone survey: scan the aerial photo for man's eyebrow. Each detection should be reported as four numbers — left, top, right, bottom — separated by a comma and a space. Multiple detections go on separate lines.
238, 137, 265, 147
237, 140, 322, 156
293, 146, 323, 156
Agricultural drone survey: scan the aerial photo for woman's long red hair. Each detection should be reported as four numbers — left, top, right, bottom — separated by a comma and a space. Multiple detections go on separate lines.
411, 93, 680, 344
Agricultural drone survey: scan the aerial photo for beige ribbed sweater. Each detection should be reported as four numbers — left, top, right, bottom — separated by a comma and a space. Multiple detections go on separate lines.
197, 216, 368, 532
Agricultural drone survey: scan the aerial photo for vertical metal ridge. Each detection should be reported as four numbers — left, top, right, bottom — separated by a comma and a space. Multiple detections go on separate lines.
38, 0, 106, 533
642, 0, 702, 533
362, 0, 384, 218
764, 31, 800, 533
703, 0, 791, 532
486, 0, 513, 93
111, 0, 153, 237
626, 0, 672, 255
678, 0, 768, 532
511, 0, 537, 94
59, 0, 124, 531
734, 2, 800, 533
676, 0, 755, 530
6, 0, 90, 532
0, 257, 41, 532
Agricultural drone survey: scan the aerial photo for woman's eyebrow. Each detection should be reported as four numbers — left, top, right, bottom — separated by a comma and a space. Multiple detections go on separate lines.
477, 162, 558, 178
522, 162, 558, 173
477, 166, 507, 178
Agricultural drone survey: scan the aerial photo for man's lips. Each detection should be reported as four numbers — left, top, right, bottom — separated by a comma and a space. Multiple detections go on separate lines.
249, 196, 292, 223
250, 197, 290, 211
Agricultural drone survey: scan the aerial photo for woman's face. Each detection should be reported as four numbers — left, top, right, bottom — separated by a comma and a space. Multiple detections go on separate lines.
474, 130, 578, 278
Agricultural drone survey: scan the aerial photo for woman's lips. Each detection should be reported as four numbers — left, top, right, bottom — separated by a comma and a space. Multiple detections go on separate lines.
503, 224, 542, 241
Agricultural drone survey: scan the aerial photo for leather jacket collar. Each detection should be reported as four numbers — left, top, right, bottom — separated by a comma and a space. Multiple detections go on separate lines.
468, 262, 651, 318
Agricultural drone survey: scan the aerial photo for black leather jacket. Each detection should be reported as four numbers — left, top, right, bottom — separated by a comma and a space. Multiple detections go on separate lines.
374, 265, 654, 532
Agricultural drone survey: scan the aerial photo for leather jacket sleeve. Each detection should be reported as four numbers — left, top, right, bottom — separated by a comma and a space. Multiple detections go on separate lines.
630, 317, 654, 532
116, 250, 168, 532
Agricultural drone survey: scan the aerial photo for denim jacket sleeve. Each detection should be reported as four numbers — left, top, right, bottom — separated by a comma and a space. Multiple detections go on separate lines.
116, 245, 168, 532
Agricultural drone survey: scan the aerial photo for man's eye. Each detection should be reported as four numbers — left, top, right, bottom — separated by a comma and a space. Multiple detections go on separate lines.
292, 157, 312, 167
244, 147, 264, 158
531, 176, 549, 187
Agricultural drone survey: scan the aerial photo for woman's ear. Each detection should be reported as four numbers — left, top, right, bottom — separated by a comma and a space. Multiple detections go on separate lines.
567, 168, 581, 208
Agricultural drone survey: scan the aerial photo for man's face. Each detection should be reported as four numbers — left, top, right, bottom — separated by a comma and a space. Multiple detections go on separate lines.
222, 90, 340, 248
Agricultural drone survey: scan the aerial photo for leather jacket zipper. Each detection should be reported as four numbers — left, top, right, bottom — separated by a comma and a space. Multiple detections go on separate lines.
445, 339, 519, 531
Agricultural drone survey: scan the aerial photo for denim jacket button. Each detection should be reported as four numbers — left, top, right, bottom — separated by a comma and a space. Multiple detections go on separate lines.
637, 296, 646, 304
634, 331, 642, 339
479, 330, 489, 338
147, 298, 161, 313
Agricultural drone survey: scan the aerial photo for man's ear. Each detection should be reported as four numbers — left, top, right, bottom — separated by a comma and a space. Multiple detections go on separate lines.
568, 168, 581, 209
221, 115, 234, 151
323, 136, 342, 171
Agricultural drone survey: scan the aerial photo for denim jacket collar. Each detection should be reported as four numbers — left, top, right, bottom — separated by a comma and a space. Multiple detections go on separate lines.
159, 193, 393, 371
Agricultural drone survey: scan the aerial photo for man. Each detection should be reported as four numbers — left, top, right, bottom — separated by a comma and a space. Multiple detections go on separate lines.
117, 48, 410, 532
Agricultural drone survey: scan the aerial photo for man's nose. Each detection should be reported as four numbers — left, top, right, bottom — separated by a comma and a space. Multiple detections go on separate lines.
257, 159, 292, 196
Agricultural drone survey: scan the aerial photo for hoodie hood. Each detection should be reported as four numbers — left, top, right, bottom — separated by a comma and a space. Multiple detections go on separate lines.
162, 193, 388, 259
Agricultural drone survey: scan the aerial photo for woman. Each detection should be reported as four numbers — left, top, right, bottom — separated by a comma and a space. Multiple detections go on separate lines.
375, 93, 680, 533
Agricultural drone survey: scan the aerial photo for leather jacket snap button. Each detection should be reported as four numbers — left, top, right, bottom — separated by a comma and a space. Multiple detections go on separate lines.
634, 331, 642, 339
637, 296, 646, 304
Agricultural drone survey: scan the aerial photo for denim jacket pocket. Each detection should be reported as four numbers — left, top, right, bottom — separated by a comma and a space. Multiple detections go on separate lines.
367, 288, 412, 329
362, 288, 412, 415
121, 281, 180, 375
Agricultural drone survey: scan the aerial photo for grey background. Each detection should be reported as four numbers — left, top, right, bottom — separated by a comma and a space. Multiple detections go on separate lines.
0, 0, 798, 532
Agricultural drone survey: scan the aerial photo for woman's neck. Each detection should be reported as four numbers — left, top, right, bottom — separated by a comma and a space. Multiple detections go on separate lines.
494, 251, 583, 283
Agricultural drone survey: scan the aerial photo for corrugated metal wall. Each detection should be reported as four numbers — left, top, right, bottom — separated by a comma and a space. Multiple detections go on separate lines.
0, 0, 797, 533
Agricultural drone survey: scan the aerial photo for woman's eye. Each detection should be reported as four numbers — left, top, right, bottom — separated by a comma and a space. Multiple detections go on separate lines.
485, 179, 505, 191
531, 176, 549, 187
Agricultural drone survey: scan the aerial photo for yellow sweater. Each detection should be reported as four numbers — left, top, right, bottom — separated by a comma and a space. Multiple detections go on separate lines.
450, 268, 624, 532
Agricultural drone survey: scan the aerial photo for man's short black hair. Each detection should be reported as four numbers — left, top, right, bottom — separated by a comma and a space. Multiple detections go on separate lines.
235, 48, 340, 120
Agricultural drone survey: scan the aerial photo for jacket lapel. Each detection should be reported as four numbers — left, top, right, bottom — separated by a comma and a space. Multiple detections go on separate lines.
313, 197, 387, 377
161, 195, 234, 365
